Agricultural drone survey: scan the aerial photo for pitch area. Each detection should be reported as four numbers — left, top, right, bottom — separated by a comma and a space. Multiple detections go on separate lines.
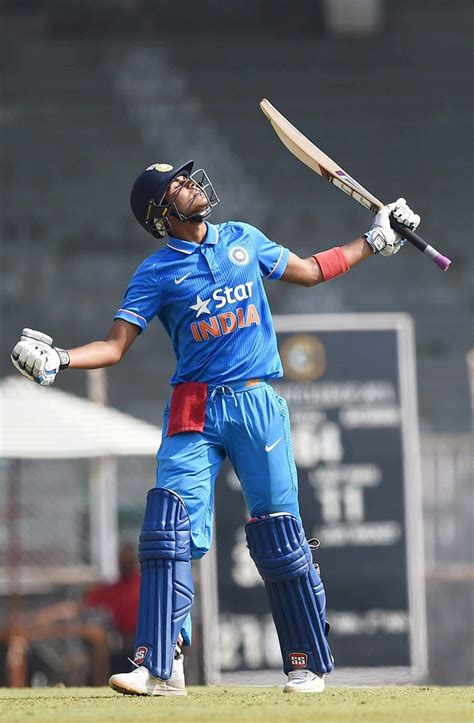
0, 686, 472, 723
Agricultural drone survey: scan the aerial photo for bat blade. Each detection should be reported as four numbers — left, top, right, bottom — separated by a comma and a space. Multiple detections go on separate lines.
260, 98, 381, 213
260, 98, 451, 271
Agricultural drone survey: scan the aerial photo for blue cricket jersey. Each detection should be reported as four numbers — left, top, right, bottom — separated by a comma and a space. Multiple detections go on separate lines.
114, 222, 290, 386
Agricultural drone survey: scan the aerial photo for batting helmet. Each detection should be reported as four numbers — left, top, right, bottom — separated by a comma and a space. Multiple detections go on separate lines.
130, 161, 219, 238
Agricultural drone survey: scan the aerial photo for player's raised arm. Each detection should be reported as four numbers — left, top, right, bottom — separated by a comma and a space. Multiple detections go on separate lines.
281, 198, 420, 287
10, 319, 139, 386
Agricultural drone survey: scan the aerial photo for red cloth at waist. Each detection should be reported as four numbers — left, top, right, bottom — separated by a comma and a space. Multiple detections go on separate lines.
167, 382, 208, 436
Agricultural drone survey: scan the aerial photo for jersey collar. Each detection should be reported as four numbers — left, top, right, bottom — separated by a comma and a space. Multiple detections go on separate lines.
166, 222, 219, 255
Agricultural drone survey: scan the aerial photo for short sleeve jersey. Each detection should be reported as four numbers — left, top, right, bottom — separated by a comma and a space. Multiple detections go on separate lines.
114, 222, 289, 386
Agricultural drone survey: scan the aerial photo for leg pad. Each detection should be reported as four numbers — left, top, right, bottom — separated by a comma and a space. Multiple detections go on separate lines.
246, 513, 333, 675
134, 488, 194, 680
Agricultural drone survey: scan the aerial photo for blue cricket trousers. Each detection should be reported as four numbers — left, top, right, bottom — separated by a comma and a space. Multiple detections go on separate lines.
155, 380, 301, 643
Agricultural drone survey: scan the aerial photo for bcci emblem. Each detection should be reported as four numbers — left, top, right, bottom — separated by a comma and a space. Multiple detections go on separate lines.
146, 163, 174, 172
228, 245, 250, 266
280, 334, 326, 381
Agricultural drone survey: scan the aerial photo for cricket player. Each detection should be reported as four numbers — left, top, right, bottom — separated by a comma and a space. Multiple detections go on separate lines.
11, 160, 419, 695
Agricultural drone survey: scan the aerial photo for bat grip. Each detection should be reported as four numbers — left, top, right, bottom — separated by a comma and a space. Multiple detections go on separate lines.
389, 215, 452, 271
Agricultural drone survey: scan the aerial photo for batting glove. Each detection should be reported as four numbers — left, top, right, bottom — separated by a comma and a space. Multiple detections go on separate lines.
365, 198, 421, 256
11, 328, 70, 386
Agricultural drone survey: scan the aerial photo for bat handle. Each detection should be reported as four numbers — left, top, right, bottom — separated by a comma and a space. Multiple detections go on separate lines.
389, 215, 452, 271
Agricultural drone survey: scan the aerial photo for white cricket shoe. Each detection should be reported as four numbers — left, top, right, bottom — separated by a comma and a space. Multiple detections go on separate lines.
109, 654, 186, 697
283, 669, 325, 694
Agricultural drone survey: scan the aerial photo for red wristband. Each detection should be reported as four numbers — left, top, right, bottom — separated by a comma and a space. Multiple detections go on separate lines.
313, 247, 350, 281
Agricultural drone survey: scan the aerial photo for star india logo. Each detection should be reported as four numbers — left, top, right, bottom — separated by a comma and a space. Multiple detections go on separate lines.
228, 245, 250, 266
188, 282, 261, 342
190, 295, 212, 318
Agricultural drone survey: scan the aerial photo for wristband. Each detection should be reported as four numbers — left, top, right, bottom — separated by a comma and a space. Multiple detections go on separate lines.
54, 348, 70, 370
363, 230, 385, 253
313, 247, 350, 281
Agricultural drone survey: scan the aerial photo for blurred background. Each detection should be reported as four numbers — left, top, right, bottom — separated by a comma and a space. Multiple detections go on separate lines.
1, 0, 472, 689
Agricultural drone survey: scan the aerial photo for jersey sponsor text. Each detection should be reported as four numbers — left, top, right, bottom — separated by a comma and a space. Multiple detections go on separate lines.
191, 304, 261, 342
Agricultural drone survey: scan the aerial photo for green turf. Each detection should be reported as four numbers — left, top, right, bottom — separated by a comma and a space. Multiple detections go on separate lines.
0, 686, 472, 723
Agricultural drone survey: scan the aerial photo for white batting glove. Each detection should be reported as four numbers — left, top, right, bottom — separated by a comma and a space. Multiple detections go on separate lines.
365, 198, 421, 256
11, 328, 70, 386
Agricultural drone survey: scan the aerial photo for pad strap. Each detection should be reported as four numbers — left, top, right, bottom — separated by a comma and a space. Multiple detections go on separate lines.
134, 488, 194, 679
246, 513, 333, 675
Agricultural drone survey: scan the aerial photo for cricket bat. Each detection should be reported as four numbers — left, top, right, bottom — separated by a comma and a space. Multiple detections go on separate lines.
260, 99, 451, 271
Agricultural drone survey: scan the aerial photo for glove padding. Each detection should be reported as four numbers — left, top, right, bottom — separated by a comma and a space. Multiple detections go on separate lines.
365, 198, 421, 256
11, 328, 69, 386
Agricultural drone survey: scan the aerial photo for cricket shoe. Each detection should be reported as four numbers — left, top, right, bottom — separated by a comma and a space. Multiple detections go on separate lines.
109, 654, 186, 697
283, 669, 325, 694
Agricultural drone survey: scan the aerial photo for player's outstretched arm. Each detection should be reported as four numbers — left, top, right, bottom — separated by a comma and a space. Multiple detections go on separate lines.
11, 320, 139, 386
281, 198, 420, 287
68, 320, 140, 369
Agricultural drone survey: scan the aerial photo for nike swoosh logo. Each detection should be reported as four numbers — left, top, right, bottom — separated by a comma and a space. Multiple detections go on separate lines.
174, 272, 191, 285
265, 437, 282, 452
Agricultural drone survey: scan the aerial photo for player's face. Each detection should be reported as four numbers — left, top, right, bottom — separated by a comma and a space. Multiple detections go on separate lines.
165, 174, 208, 216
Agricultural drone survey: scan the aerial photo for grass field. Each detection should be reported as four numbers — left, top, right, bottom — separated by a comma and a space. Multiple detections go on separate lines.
0, 686, 472, 723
